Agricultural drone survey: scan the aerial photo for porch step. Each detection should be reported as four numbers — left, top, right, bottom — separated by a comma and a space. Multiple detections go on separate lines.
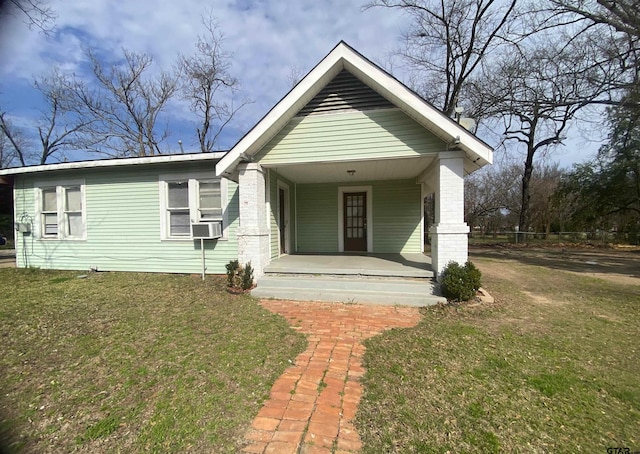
251, 274, 446, 306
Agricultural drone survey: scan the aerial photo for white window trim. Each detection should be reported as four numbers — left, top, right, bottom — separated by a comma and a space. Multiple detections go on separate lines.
338, 185, 373, 253
159, 172, 229, 241
34, 179, 87, 241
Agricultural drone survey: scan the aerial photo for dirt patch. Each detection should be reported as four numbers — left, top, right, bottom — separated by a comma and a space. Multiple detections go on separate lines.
471, 246, 640, 286
475, 258, 522, 281
521, 290, 565, 306
564, 270, 638, 286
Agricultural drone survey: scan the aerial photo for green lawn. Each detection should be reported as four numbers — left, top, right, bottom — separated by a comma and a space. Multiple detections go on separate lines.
356, 253, 640, 453
0, 269, 306, 453
3, 254, 638, 453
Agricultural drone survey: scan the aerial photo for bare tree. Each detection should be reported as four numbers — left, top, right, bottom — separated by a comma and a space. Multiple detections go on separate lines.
0, 119, 23, 168
31, 70, 96, 164
364, 0, 519, 116
465, 160, 521, 234
471, 31, 613, 231
0, 135, 10, 168
179, 12, 248, 153
1, 70, 96, 167
537, 0, 640, 109
528, 161, 564, 235
0, 111, 28, 167
1, 0, 56, 32
547, 0, 639, 40
71, 48, 178, 157
287, 64, 306, 88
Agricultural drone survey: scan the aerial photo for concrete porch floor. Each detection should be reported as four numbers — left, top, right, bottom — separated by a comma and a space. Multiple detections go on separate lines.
263, 253, 434, 279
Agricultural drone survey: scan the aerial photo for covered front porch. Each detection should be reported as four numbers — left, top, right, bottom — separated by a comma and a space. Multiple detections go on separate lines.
264, 252, 434, 278
235, 148, 474, 284
251, 252, 446, 306
216, 42, 493, 287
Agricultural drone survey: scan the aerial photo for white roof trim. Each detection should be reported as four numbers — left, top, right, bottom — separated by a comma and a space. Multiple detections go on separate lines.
0, 152, 226, 176
216, 41, 492, 177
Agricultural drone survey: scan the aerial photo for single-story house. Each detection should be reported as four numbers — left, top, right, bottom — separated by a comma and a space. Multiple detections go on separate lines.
0, 41, 492, 282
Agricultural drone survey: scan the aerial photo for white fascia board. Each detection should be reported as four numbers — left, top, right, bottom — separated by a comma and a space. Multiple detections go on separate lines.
0, 152, 226, 176
216, 45, 348, 177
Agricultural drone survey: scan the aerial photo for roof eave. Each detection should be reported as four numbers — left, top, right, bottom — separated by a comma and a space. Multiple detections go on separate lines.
0, 151, 227, 176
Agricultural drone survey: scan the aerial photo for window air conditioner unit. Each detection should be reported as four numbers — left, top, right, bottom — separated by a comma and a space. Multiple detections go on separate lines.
191, 222, 222, 239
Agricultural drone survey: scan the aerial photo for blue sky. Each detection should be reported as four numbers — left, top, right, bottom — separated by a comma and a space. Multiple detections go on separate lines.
0, 0, 602, 166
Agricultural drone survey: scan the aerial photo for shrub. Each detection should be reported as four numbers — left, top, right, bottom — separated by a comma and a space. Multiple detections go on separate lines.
225, 260, 240, 288
241, 262, 254, 290
441, 261, 482, 301
465, 261, 482, 291
226, 260, 254, 291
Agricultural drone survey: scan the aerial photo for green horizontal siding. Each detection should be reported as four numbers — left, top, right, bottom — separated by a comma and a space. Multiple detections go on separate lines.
13, 165, 238, 274
295, 179, 421, 254
255, 108, 445, 165
296, 184, 338, 253
372, 180, 421, 253
268, 170, 296, 259
269, 170, 278, 259
13, 184, 34, 269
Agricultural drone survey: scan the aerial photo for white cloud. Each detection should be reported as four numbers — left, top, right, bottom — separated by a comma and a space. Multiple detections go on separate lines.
1, 0, 404, 115
4, 0, 599, 167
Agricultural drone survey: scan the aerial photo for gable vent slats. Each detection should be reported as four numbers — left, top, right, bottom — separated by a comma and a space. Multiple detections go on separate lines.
297, 70, 394, 116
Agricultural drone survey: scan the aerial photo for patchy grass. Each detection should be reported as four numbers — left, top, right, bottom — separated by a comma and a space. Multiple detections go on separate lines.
356, 253, 640, 453
0, 269, 306, 453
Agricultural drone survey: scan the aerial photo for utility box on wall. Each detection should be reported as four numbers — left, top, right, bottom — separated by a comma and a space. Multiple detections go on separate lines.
17, 223, 31, 234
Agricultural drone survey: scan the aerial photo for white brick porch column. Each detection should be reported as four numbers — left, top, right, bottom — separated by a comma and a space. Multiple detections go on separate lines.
237, 163, 270, 278
429, 152, 470, 280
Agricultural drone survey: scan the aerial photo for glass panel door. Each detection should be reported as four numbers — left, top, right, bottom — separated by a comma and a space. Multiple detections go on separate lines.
344, 192, 367, 251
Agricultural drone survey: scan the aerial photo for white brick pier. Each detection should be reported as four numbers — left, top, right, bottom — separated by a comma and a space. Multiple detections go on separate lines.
236, 163, 271, 278
429, 152, 470, 279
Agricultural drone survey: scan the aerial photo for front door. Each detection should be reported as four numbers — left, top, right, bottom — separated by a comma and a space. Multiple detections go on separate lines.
344, 192, 367, 252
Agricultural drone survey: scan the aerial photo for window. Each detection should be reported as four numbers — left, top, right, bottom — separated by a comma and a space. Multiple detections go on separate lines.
37, 184, 86, 240
41, 188, 58, 236
197, 180, 222, 220
64, 186, 83, 237
167, 181, 190, 237
160, 176, 226, 240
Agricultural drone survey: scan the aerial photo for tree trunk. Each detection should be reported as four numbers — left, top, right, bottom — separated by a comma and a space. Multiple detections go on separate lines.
519, 146, 536, 232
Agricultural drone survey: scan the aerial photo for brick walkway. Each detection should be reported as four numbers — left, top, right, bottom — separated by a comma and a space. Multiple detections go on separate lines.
242, 300, 422, 454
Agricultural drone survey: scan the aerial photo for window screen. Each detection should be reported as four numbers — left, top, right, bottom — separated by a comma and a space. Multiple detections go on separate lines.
167, 181, 190, 236
65, 187, 81, 211
198, 181, 222, 220
42, 188, 58, 236
168, 182, 189, 208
